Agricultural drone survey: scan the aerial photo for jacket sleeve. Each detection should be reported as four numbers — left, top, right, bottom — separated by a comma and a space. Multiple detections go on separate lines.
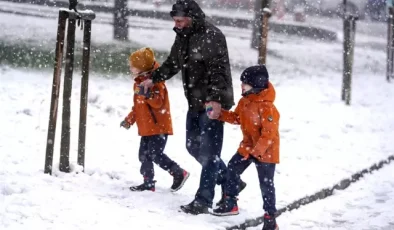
218, 102, 241, 124
251, 104, 280, 158
125, 87, 137, 125
125, 106, 136, 125
151, 37, 181, 83
145, 83, 165, 109
203, 31, 231, 103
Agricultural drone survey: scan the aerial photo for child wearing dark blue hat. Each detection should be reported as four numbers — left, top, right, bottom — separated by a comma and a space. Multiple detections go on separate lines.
208, 65, 280, 230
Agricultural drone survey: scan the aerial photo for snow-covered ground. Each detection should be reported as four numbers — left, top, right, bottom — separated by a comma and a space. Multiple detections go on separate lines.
1, 5, 394, 230
250, 163, 394, 230
1, 64, 393, 229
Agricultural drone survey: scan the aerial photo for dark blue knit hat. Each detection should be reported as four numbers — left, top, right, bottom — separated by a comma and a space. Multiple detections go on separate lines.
240, 65, 269, 89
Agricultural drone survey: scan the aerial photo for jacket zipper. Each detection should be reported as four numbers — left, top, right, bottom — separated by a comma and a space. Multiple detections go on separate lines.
147, 105, 158, 124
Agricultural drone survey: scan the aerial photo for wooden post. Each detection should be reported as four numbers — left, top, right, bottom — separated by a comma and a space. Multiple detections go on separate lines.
251, 0, 262, 49
387, 7, 394, 82
77, 19, 92, 170
44, 11, 67, 174
341, 14, 357, 105
341, 17, 349, 102
59, 18, 77, 173
251, 0, 270, 49
258, 8, 272, 65
114, 0, 128, 41
44, 8, 95, 175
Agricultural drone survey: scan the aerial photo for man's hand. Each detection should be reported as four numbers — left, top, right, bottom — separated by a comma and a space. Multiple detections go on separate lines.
140, 79, 154, 94
206, 101, 221, 119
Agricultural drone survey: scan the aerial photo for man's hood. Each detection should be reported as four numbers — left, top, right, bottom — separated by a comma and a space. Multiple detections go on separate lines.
170, 0, 206, 29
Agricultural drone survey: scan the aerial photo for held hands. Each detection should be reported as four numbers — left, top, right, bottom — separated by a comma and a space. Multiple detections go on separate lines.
120, 120, 131, 129
206, 101, 221, 119
140, 79, 154, 94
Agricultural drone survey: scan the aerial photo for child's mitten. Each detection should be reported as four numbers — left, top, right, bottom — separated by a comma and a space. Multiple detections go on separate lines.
120, 120, 131, 129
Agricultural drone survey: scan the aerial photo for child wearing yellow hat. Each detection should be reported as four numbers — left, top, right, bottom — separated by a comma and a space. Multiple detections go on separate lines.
121, 47, 190, 192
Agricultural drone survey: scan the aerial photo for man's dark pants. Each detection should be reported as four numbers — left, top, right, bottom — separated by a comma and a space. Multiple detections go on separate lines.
185, 110, 227, 207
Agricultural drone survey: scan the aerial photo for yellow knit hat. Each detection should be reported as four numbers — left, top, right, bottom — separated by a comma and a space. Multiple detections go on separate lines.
129, 47, 156, 72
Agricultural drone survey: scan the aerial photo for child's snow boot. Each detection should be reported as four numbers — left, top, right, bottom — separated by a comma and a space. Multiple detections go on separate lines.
216, 179, 247, 206
262, 213, 279, 230
212, 197, 239, 216
170, 168, 190, 192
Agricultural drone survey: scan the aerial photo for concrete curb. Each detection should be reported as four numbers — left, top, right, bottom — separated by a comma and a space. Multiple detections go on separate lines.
226, 154, 394, 230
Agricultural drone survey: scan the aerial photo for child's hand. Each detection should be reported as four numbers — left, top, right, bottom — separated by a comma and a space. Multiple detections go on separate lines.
120, 120, 131, 129
206, 101, 221, 119
206, 104, 213, 118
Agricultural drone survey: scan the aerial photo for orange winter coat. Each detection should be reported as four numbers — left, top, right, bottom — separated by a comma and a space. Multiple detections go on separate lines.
219, 82, 280, 163
125, 67, 173, 136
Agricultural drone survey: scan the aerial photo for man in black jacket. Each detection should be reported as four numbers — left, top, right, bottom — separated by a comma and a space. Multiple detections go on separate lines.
141, 0, 245, 215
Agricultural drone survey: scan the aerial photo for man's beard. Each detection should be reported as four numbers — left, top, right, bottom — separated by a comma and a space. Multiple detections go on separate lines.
173, 26, 193, 37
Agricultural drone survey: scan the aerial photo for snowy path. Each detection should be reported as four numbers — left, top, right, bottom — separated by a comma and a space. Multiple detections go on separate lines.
249, 163, 394, 230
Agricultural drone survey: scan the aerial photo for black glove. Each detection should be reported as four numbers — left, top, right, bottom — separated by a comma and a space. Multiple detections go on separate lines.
120, 120, 131, 129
